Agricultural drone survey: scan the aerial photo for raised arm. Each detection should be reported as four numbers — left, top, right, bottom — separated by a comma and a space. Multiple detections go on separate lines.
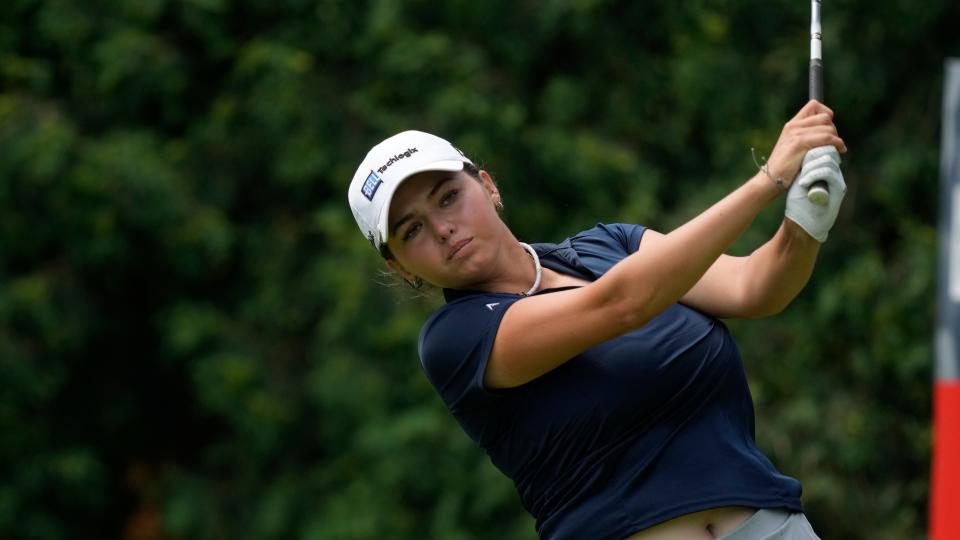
484, 101, 845, 389
644, 218, 820, 319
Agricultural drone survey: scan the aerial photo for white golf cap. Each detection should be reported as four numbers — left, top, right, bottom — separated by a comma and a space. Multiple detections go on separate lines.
348, 130, 473, 252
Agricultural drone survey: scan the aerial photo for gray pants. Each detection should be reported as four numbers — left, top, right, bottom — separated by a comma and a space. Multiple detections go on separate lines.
717, 509, 821, 540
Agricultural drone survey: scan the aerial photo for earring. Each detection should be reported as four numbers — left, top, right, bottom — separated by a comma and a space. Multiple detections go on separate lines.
495, 199, 504, 211
407, 276, 423, 289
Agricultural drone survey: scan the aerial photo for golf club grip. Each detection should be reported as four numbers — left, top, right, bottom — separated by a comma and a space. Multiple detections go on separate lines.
809, 58, 823, 102
807, 58, 829, 204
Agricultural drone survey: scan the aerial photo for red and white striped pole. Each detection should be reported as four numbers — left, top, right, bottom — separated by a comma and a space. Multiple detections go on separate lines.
932, 58, 960, 540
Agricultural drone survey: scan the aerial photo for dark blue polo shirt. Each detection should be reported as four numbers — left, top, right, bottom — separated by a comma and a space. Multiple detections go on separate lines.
418, 223, 802, 539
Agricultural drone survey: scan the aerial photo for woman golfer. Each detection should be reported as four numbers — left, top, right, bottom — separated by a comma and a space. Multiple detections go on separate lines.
347, 100, 846, 539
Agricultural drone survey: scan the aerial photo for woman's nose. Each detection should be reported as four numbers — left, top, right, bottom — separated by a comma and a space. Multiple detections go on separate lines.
431, 218, 455, 242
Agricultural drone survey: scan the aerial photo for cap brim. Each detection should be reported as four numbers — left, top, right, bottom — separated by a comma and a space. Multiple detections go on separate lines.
374, 159, 467, 247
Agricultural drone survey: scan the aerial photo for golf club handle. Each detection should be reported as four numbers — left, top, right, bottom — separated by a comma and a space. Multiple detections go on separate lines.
806, 58, 829, 205
809, 58, 824, 102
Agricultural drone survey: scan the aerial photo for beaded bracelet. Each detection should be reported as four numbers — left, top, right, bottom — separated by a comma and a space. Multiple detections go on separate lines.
751, 147, 788, 192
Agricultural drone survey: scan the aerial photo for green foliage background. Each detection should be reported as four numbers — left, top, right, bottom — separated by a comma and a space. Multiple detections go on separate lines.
1, 0, 956, 538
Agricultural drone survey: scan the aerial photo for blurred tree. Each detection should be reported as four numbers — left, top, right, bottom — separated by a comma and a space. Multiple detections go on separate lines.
0, 0, 956, 538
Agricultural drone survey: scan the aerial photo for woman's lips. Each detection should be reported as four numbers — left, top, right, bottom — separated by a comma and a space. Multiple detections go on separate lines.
448, 238, 472, 260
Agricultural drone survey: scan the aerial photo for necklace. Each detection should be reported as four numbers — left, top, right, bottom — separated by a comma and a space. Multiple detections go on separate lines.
518, 242, 542, 296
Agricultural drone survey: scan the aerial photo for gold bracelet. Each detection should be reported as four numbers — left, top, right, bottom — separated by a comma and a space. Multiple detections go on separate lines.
751, 147, 787, 192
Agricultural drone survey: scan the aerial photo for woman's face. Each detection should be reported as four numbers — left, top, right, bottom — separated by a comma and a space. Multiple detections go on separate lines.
384, 169, 505, 289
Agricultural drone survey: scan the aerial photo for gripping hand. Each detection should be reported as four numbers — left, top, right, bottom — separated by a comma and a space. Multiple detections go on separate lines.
785, 145, 846, 242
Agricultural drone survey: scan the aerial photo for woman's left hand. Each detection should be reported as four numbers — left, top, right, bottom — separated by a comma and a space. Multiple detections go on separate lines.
785, 145, 847, 242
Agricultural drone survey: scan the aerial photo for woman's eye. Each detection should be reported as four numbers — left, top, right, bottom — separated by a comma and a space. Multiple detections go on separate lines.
403, 223, 421, 241
440, 190, 458, 206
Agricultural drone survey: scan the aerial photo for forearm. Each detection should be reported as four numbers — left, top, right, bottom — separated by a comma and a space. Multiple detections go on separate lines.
600, 173, 781, 327
595, 98, 845, 328
738, 218, 820, 317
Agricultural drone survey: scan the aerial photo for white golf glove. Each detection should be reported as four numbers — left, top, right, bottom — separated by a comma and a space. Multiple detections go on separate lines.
785, 145, 846, 243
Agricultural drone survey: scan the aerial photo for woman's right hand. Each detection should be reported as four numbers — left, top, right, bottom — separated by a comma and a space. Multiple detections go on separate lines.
764, 100, 847, 188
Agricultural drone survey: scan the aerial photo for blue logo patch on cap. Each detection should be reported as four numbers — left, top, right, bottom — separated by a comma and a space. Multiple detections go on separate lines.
361, 170, 383, 201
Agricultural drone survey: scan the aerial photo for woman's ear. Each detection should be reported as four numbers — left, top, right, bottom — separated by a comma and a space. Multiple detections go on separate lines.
385, 258, 417, 285
479, 169, 501, 205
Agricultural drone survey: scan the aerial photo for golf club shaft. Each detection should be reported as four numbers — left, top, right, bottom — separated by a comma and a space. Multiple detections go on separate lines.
806, 0, 830, 203
810, 0, 823, 102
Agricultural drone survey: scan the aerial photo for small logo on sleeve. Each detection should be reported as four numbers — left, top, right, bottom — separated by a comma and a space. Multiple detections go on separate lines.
361, 170, 383, 201
485, 302, 500, 311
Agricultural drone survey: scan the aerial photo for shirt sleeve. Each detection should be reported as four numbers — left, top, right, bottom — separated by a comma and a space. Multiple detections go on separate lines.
600, 222, 646, 253
567, 223, 647, 277
418, 294, 521, 416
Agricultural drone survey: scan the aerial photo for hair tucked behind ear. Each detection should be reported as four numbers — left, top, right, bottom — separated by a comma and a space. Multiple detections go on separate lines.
462, 162, 482, 180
